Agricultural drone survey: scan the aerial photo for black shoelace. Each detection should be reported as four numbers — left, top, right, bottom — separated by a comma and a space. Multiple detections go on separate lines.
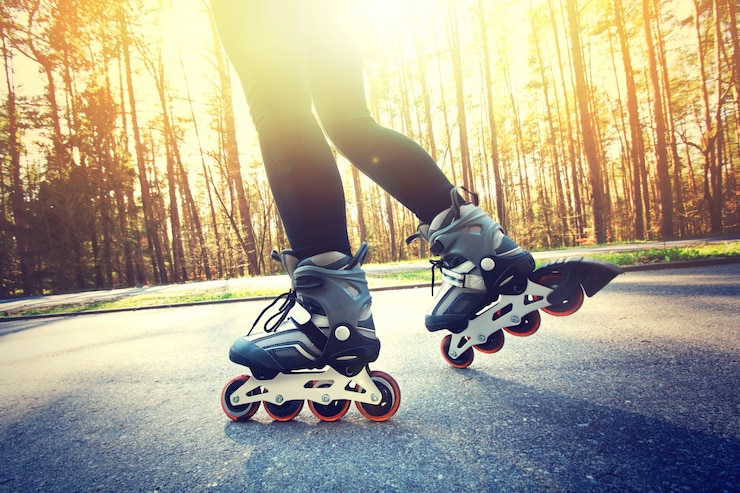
248, 290, 299, 335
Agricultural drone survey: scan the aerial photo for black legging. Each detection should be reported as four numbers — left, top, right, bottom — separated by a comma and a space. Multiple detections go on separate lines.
211, 0, 454, 259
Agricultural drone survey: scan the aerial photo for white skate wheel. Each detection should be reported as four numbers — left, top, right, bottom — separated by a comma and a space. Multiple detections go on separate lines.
335, 325, 351, 341
481, 257, 496, 271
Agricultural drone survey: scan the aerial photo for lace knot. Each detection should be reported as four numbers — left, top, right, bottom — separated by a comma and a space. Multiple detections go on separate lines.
248, 290, 299, 335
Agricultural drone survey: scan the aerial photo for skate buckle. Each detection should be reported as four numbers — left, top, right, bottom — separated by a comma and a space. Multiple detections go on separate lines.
480, 257, 496, 271
334, 325, 351, 341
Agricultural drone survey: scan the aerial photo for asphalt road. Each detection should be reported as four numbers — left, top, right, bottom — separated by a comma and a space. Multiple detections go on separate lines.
0, 264, 738, 492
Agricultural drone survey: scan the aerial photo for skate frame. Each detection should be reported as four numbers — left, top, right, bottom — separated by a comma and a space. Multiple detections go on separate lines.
228, 366, 386, 408
445, 279, 555, 359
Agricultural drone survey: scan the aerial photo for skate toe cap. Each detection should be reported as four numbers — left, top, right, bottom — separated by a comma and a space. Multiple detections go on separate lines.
229, 337, 282, 372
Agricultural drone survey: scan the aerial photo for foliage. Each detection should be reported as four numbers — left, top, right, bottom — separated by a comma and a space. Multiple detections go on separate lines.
0, 0, 739, 297
3, 242, 738, 318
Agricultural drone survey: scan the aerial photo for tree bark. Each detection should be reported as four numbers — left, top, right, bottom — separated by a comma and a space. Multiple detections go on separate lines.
566, 0, 607, 243
643, 0, 674, 238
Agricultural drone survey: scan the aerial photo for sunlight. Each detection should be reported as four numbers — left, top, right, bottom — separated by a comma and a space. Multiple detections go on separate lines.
158, 0, 210, 52
344, 0, 426, 53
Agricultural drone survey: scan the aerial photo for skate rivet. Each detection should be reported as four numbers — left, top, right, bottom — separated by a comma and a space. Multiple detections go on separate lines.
450, 351, 458, 358
371, 394, 380, 402
478, 335, 486, 342
511, 316, 520, 324
275, 395, 284, 404
322, 394, 331, 403
232, 396, 240, 404
481, 257, 496, 271
335, 325, 351, 342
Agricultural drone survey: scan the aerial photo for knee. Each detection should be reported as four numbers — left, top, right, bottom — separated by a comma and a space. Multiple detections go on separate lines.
320, 111, 377, 149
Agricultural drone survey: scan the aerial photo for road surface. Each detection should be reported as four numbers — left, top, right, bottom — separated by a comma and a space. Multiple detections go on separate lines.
0, 264, 738, 492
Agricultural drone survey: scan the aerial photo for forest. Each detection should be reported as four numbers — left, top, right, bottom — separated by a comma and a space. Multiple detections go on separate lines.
0, 0, 738, 297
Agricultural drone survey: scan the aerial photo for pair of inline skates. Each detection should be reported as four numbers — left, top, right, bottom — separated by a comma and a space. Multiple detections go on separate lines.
221, 189, 621, 422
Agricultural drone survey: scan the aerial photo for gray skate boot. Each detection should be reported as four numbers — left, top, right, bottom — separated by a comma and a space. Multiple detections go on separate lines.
409, 187, 621, 370
221, 243, 400, 422
229, 244, 379, 379
409, 188, 535, 333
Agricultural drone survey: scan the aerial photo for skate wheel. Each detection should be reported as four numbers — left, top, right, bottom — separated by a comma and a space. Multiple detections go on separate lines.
503, 310, 541, 337
264, 399, 304, 422
221, 375, 261, 421
356, 370, 401, 422
440, 334, 474, 369
534, 272, 585, 316
474, 329, 506, 353
308, 382, 351, 422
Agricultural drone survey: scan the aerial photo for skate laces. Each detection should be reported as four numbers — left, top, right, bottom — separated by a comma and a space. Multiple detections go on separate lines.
427, 256, 455, 296
248, 290, 300, 335
428, 259, 444, 296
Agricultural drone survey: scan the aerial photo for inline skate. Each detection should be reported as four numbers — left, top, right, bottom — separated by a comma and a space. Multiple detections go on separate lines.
408, 187, 622, 369
221, 243, 400, 422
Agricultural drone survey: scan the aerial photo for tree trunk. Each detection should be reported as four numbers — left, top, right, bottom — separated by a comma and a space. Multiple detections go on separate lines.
549, 0, 583, 240
119, 7, 167, 283
209, 10, 260, 275
477, 0, 507, 230
445, 0, 473, 191
613, 0, 646, 239
180, 54, 215, 280
566, 0, 607, 243
643, 0, 674, 238
530, 1, 567, 244
2, 35, 35, 295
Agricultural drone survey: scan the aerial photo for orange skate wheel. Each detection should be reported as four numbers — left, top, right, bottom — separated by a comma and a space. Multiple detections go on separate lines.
356, 370, 401, 422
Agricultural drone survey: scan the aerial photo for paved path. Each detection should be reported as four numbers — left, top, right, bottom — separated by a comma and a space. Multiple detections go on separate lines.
0, 263, 738, 492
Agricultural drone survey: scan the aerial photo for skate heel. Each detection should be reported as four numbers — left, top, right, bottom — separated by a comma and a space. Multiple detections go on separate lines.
532, 257, 622, 314
435, 256, 621, 369
322, 323, 381, 377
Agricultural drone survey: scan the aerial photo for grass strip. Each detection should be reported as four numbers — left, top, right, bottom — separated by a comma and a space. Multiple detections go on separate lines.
4, 241, 738, 318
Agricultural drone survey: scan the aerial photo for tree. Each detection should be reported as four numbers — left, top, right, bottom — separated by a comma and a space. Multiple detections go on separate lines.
120, 4, 167, 283
643, 0, 674, 238
477, 0, 507, 230
613, 0, 646, 239
207, 6, 260, 276
566, 0, 608, 243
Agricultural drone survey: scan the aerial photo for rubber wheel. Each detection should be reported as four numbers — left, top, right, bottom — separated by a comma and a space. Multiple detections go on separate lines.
503, 310, 541, 337
356, 370, 401, 422
440, 334, 474, 369
264, 399, 304, 422
221, 375, 261, 421
534, 272, 585, 316
308, 382, 351, 422
474, 329, 505, 353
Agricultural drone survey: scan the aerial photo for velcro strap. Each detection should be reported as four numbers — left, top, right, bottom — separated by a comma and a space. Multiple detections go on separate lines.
441, 267, 465, 288
298, 319, 328, 350
440, 266, 485, 290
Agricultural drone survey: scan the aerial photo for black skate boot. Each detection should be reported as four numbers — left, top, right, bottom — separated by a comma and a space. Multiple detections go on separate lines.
221, 243, 400, 422
409, 187, 621, 368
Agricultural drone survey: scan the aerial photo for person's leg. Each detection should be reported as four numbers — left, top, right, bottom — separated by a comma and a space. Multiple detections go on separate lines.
304, 5, 454, 224
210, 0, 351, 259
212, 0, 385, 377
302, 5, 534, 333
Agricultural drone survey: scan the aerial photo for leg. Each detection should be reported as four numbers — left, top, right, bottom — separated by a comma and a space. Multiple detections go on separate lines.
210, 0, 351, 259
303, 7, 455, 223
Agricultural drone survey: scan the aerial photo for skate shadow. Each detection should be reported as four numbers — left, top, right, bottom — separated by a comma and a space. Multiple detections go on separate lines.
218, 359, 738, 493
0, 317, 62, 337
